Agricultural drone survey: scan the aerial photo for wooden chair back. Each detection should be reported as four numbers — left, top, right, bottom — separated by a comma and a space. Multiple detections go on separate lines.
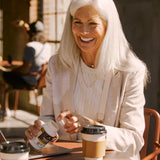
140, 108, 160, 160
37, 62, 48, 89
13, 62, 48, 115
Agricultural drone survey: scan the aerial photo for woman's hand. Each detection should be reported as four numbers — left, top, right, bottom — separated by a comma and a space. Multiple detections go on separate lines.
57, 110, 81, 134
57, 110, 100, 134
25, 120, 44, 140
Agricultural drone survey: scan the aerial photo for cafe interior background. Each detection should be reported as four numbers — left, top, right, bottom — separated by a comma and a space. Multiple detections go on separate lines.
0, 0, 159, 155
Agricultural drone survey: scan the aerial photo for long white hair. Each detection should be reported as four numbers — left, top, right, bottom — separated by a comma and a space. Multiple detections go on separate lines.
58, 0, 148, 84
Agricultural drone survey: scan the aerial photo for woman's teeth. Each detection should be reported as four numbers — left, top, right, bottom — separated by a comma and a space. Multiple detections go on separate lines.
80, 37, 94, 42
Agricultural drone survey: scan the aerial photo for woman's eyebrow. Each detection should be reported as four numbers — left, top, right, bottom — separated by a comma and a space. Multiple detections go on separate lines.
73, 18, 80, 21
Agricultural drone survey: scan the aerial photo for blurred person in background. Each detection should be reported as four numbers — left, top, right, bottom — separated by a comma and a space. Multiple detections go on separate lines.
0, 20, 52, 118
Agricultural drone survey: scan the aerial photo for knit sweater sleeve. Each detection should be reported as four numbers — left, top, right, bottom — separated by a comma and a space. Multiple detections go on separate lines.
38, 55, 58, 122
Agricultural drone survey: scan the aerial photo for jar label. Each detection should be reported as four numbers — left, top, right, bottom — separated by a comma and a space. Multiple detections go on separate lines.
38, 128, 54, 145
29, 127, 56, 150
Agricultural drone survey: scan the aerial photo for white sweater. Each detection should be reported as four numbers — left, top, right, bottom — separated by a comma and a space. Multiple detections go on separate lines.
74, 59, 104, 120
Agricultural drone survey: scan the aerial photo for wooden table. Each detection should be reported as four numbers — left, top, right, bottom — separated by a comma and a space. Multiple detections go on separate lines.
34, 141, 115, 160
31, 142, 83, 160
0, 60, 23, 67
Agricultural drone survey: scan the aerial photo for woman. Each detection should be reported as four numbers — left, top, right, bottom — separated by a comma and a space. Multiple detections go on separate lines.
25, 0, 149, 159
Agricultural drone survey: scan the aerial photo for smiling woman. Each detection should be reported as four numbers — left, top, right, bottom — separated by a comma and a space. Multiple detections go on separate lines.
25, 0, 149, 160
72, 5, 107, 68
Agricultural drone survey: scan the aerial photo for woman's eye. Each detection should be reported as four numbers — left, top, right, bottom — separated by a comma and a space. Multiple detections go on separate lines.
74, 21, 81, 24
89, 22, 97, 25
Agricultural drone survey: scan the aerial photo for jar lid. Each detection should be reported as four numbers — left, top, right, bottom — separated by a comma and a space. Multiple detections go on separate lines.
81, 125, 106, 134
0, 141, 30, 153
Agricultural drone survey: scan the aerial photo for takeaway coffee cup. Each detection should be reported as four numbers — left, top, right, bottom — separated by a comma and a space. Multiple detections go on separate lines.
81, 125, 107, 160
0, 141, 30, 160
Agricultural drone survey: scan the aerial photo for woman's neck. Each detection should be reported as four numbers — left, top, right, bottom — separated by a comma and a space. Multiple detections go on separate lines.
81, 51, 100, 68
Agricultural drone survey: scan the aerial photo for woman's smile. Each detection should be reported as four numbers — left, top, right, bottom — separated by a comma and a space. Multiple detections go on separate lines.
80, 37, 94, 42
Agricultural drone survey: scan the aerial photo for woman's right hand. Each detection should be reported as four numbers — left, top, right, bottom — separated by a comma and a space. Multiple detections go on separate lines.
25, 120, 44, 140
57, 110, 101, 134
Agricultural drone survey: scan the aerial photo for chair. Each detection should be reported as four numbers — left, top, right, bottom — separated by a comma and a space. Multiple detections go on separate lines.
13, 62, 48, 115
140, 108, 160, 160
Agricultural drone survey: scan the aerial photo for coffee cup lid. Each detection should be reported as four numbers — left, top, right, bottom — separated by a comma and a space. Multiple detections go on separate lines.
0, 141, 30, 153
81, 125, 106, 134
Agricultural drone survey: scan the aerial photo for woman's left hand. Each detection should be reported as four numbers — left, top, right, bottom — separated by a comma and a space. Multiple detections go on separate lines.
57, 110, 100, 134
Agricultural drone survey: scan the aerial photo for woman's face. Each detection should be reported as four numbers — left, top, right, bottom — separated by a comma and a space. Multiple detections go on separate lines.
72, 5, 107, 55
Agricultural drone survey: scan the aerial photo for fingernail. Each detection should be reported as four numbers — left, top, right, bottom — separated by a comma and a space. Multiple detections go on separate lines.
29, 136, 33, 140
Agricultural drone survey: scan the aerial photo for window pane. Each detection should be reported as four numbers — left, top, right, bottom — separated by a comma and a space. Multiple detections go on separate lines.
43, 0, 71, 53
57, 0, 71, 12
44, 14, 56, 41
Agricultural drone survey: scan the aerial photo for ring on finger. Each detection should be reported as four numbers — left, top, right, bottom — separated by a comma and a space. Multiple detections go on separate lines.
77, 122, 81, 128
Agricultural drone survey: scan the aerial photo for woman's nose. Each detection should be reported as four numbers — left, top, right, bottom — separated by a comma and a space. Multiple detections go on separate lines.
81, 24, 89, 34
